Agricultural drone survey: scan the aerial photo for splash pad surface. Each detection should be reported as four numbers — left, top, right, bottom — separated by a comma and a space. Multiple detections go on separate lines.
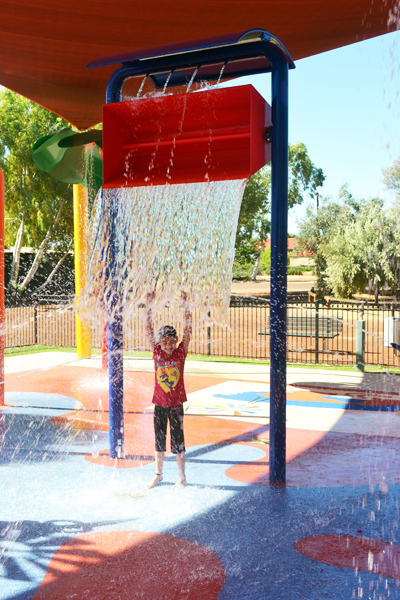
2, 355, 400, 599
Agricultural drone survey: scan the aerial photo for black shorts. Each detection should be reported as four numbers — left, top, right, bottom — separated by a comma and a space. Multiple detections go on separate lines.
154, 404, 185, 454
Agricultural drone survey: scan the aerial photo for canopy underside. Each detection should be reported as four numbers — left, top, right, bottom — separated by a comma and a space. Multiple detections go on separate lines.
0, 0, 397, 129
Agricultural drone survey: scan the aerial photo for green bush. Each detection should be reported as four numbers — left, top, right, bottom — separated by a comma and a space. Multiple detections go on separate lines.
259, 247, 291, 274
287, 265, 315, 275
232, 262, 254, 280
259, 248, 271, 274
234, 243, 259, 264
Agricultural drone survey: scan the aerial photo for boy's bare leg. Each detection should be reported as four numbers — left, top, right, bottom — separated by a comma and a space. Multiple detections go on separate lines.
146, 451, 164, 488
172, 452, 186, 489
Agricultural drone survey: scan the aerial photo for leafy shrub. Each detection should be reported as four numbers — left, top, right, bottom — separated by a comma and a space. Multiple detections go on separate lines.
259, 247, 293, 274
234, 243, 259, 264
259, 248, 271, 274
232, 262, 254, 280
287, 266, 315, 275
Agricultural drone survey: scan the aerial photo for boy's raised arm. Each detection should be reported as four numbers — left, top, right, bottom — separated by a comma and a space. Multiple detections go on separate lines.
181, 291, 192, 354
146, 291, 156, 351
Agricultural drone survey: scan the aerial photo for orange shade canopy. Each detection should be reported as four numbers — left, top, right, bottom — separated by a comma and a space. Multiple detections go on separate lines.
0, 0, 396, 129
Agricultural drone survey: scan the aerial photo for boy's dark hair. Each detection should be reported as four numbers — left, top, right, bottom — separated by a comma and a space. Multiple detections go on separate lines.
157, 325, 177, 342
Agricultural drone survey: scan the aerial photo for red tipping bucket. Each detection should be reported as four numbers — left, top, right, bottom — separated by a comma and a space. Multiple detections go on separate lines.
102, 84, 271, 188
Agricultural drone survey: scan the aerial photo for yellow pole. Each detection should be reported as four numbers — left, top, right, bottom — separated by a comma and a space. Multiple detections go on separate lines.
73, 183, 91, 358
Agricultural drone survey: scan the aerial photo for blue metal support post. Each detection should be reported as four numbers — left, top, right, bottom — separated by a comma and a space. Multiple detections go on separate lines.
269, 52, 289, 484
108, 307, 124, 457
106, 191, 124, 458
106, 81, 125, 458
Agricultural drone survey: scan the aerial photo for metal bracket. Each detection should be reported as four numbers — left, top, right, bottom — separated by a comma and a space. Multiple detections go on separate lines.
264, 125, 273, 141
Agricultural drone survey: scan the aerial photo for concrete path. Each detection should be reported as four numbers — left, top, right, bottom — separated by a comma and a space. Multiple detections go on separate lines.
231, 274, 317, 296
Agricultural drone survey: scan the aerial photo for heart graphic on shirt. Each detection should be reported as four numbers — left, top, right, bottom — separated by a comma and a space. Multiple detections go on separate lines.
157, 366, 180, 393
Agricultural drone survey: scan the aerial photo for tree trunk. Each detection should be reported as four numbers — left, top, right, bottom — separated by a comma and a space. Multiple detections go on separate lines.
34, 239, 73, 293
8, 209, 26, 288
251, 249, 262, 281
19, 198, 66, 291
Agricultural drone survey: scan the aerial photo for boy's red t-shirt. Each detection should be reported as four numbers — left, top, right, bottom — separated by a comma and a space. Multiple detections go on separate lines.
152, 341, 188, 407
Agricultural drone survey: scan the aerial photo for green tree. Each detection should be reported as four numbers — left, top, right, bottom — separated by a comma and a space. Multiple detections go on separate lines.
383, 158, 400, 198
321, 198, 398, 300
0, 89, 73, 292
384, 157, 400, 225
296, 185, 356, 295
288, 142, 325, 208
235, 167, 271, 279
297, 186, 400, 300
236, 142, 325, 280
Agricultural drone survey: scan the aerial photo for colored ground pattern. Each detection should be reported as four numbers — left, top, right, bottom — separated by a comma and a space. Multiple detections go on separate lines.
1, 362, 400, 599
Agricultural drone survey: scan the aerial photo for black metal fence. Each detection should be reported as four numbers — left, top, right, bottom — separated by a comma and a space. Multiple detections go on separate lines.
221, 297, 400, 368
5, 296, 400, 368
5, 296, 75, 348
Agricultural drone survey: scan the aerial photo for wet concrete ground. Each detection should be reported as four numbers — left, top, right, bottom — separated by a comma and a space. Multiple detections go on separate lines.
1, 353, 400, 599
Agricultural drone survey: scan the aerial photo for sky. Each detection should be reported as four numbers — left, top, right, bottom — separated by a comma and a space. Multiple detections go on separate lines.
223, 29, 400, 234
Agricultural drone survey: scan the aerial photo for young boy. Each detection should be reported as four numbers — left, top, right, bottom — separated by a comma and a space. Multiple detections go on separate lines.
145, 291, 192, 489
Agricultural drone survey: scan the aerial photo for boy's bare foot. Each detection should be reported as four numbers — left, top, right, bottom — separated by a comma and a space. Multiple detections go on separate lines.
146, 474, 163, 489
172, 475, 187, 490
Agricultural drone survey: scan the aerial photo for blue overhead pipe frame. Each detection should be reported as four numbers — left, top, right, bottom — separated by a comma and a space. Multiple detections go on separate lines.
93, 29, 293, 477
106, 65, 139, 104
94, 29, 295, 103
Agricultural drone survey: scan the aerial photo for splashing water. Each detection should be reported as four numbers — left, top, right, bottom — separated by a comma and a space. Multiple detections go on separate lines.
77, 180, 246, 327
216, 61, 227, 86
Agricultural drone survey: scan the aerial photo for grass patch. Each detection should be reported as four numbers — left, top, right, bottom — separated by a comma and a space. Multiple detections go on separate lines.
5, 345, 76, 357
4, 345, 103, 357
